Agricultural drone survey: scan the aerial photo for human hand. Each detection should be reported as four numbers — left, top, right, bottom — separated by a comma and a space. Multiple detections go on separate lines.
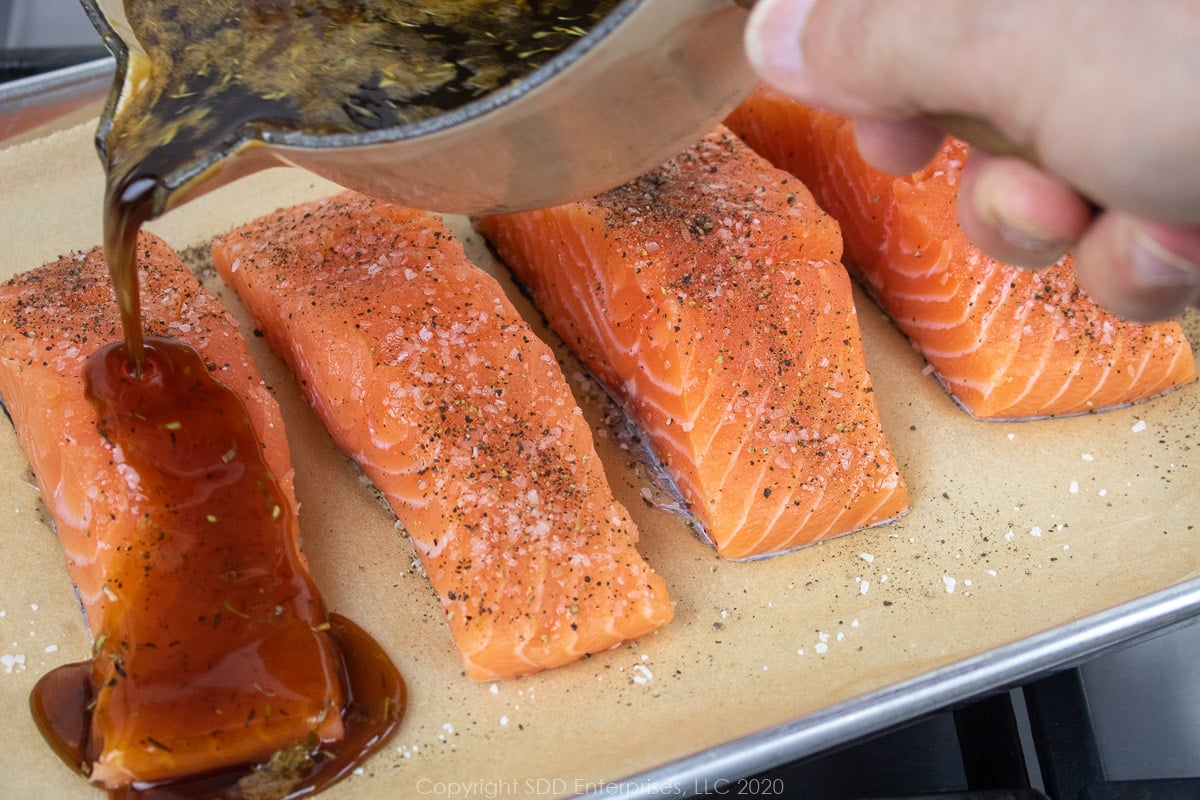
743, 0, 1200, 321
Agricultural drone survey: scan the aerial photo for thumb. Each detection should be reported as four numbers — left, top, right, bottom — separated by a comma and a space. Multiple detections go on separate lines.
744, 0, 1047, 121
742, 0, 1056, 179
742, 0, 1200, 224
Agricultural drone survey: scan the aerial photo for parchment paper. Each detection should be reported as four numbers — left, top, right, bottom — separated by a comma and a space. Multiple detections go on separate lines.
1, 122, 1197, 799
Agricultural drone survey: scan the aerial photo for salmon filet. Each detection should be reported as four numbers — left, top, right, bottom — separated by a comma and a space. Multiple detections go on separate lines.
212, 191, 673, 680
476, 126, 908, 561
0, 235, 347, 787
726, 89, 1197, 419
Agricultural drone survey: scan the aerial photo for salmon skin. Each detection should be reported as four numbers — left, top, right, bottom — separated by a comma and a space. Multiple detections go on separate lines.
0, 235, 346, 788
726, 89, 1197, 419
212, 191, 674, 680
476, 126, 909, 561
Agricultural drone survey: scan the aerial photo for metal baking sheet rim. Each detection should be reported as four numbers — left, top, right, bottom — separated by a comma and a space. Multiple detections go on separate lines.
597, 576, 1200, 798
0, 57, 113, 143
4, 62, 1199, 800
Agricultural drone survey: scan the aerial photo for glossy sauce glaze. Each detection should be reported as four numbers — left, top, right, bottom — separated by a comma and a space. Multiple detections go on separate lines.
30, 338, 404, 797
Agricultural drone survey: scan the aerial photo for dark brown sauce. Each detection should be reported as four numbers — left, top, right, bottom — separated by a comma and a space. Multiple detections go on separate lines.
114, 1, 622, 140
30, 338, 404, 797
32, 615, 404, 800
103, 176, 155, 371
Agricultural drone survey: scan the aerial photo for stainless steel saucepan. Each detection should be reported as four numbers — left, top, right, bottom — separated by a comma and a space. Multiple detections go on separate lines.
81, 0, 761, 216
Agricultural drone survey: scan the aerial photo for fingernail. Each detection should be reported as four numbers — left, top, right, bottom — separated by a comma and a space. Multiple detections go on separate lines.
744, 0, 817, 94
1130, 230, 1200, 290
995, 218, 1074, 261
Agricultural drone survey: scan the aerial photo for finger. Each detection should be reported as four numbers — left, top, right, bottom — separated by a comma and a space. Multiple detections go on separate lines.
744, 0, 1200, 222
744, 0, 1041, 120
851, 116, 945, 175
1072, 215, 1200, 322
956, 151, 1092, 268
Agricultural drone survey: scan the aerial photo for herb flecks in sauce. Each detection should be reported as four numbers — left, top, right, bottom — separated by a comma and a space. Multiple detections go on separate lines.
30, 338, 404, 798
118, 0, 621, 144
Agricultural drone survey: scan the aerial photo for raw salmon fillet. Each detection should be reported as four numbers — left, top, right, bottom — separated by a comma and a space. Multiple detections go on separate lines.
0, 235, 345, 786
476, 126, 909, 561
212, 191, 673, 680
726, 88, 1197, 419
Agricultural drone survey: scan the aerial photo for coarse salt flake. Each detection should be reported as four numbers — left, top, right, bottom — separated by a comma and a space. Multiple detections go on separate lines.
632, 664, 654, 684
859, 553, 875, 564
1082, 453, 1094, 462
1030, 526, 1043, 537
1069, 481, 1079, 494
1131, 419, 1147, 433
943, 576, 957, 594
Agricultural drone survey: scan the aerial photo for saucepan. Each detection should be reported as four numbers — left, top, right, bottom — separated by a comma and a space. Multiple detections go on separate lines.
80, 0, 762, 216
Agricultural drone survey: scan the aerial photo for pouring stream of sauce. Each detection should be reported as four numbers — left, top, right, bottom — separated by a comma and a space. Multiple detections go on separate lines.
103, 0, 619, 373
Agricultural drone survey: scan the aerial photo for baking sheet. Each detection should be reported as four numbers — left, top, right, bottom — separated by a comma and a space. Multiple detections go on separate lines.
0, 119, 1197, 800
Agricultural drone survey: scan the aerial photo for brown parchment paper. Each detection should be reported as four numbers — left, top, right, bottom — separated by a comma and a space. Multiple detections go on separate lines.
1, 122, 1197, 800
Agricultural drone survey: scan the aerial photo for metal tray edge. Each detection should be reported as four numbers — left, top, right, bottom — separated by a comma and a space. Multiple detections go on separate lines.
594, 575, 1200, 798
0, 57, 113, 145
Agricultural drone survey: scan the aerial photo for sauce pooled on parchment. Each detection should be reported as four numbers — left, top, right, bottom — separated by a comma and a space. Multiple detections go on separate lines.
31, 338, 405, 798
